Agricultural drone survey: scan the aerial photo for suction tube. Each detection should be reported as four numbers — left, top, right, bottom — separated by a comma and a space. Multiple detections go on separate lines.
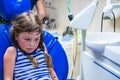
67, 0, 74, 21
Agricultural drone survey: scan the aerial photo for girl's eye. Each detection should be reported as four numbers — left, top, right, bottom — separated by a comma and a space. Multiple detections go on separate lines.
25, 38, 30, 41
35, 38, 40, 41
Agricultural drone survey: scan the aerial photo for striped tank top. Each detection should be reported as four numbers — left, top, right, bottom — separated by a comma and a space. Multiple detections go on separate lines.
13, 48, 52, 80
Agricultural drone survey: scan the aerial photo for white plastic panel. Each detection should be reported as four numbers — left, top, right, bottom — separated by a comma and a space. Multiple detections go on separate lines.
103, 46, 120, 65
82, 51, 120, 80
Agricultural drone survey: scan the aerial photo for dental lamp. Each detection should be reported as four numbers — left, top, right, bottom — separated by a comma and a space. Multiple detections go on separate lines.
70, 0, 98, 80
70, 0, 98, 51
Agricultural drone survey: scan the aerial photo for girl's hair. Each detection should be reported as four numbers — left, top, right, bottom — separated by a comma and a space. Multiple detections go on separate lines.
11, 11, 53, 69
11, 11, 45, 51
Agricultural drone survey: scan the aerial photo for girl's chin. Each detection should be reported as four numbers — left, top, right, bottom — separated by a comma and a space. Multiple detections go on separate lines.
25, 50, 34, 54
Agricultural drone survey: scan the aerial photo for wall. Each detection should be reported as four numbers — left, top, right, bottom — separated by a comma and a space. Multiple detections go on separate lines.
52, 0, 120, 35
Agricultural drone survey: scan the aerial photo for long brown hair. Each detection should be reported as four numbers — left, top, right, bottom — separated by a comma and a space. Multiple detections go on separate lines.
11, 11, 53, 68
11, 11, 44, 51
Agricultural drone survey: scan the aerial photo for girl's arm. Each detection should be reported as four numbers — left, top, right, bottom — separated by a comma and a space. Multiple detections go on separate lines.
4, 46, 16, 80
49, 68, 58, 80
36, 0, 47, 20
43, 43, 58, 80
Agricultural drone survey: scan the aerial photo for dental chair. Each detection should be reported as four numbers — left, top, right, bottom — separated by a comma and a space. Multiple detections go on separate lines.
0, 0, 68, 80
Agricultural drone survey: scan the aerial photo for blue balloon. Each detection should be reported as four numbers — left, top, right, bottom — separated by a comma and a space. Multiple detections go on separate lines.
0, 0, 31, 21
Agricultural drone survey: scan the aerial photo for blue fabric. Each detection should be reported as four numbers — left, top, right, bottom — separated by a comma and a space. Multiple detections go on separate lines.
31, 0, 37, 9
0, 0, 31, 21
0, 24, 12, 80
0, 24, 68, 80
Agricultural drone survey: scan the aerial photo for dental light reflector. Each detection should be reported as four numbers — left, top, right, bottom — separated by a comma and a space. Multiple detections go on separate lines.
70, 0, 98, 30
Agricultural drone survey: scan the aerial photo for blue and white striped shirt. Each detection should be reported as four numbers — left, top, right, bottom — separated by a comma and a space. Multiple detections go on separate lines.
13, 48, 52, 80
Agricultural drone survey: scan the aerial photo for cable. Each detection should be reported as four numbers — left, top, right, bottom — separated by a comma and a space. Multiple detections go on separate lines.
67, 0, 71, 14
67, 0, 74, 21
112, 11, 116, 32
101, 12, 104, 32
101, 12, 116, 32
67, 0, 78, 79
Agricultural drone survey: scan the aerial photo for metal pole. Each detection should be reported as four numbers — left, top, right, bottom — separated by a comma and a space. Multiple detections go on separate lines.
80, 29, 86, 80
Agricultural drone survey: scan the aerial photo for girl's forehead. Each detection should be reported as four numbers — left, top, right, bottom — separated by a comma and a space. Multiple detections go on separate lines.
19, 32, 40, 37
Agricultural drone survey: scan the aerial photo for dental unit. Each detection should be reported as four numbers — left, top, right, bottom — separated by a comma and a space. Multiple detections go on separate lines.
70, 0, 120, 80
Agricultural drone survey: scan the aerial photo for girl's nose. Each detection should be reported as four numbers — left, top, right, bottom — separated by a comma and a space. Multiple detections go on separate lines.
29, 41, 35, 47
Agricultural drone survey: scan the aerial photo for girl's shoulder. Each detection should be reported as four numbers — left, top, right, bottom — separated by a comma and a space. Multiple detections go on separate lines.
6, 46, 16, 53
4, 46, 17, 59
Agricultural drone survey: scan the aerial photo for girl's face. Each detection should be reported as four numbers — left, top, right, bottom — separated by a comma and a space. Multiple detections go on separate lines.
16, 32, 40, 54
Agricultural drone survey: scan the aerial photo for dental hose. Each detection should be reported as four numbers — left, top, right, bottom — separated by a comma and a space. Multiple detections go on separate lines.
67, 0, 78, 78
67, 0, 74, 21
101, 12, 116, 32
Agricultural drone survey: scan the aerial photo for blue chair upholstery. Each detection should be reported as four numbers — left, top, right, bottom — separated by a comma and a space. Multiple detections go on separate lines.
0, 24, 12, 80
0, 0, 68, 79
0, 24, 69, 80
43, 30, 69, 80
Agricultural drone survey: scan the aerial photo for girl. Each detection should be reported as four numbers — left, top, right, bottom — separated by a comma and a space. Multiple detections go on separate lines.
4, 11, 58, 80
